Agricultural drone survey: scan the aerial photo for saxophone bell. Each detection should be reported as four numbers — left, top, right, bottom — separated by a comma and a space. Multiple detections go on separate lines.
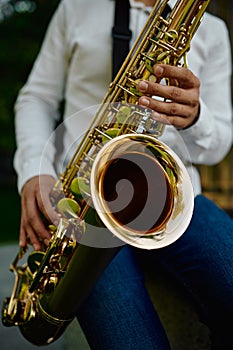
91, 132, 194, 249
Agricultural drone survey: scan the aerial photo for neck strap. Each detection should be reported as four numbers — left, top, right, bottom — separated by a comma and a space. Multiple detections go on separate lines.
112, 0, 132, 79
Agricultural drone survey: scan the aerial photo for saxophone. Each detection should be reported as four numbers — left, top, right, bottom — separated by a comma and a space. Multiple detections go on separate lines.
2, 0, 210, 345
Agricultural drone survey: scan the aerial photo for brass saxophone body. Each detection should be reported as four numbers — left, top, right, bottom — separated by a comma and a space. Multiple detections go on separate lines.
2, 0, 210, 345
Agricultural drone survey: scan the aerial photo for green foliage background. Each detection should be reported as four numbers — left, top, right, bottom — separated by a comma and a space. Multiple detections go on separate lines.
0, 0, 60, 153
0, 1, 60, 242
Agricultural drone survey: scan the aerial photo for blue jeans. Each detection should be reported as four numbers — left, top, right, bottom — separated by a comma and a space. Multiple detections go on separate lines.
76, 195, 233, 349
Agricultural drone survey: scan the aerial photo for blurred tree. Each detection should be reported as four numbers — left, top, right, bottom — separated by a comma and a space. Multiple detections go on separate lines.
0, 0, 60, 185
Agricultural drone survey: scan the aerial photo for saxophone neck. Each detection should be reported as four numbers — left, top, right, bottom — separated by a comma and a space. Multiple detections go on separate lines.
169, 0, 211, 35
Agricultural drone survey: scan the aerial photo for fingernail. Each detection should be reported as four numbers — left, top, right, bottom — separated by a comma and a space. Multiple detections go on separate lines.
154, 65, 164, 76
33, 244, 40, 251
44, 239, 50, 246
151, 111, 161, 119
138, 81, 148, 92
53, 218, 59, 226
139, 97, 150, 106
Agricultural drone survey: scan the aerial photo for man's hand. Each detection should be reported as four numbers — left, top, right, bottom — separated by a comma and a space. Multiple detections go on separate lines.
20, 175, 60, 251
138, 64, 200, 129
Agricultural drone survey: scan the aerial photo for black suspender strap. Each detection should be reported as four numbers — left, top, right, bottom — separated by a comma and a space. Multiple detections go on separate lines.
111, 1, 171, 80
112, 0, 132, 79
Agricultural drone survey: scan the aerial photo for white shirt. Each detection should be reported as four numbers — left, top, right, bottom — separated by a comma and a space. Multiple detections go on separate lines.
14, 0, 233, 195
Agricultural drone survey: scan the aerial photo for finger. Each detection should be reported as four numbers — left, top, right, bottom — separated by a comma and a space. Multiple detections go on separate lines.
138, 80, 187, 103
25, 225, 42, 251
139, 96, 194, 119
24, 197, 51, 243
150, 107, 198, 129
138, 95, 198, 129
138, 79, 199, 107
38, 192, 60, 226
23, 214, 51, 250
28, 209, 51, 242
19, 217, 42, 251
19, 221, 28, 248
153, 64, 200, 89
37, 175, 60, 225
150, 112, 188, 129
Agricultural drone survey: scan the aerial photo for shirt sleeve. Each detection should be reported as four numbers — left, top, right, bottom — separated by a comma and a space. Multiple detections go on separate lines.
178, 16, 233, 166
14, 0, 68, 193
